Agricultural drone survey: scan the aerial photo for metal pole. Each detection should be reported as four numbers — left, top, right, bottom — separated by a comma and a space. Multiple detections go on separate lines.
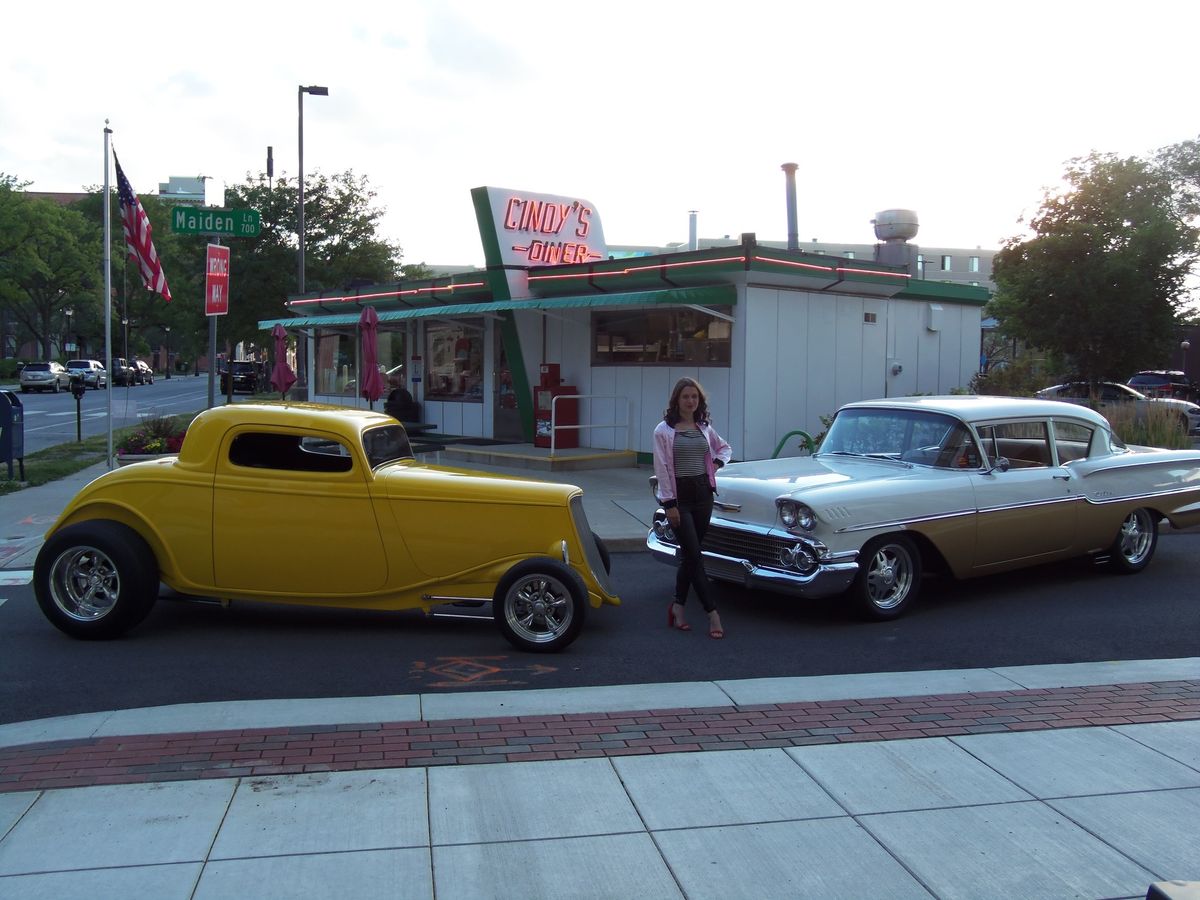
208, 237, 219, 408
297, 86, 305, 297
103, 123, 113, 468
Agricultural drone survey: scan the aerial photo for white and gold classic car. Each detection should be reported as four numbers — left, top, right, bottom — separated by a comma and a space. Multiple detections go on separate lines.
35, 403, 619, 652
648, 396, 1200, 619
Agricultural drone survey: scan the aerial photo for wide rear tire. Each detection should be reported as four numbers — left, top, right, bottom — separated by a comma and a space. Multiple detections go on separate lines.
493, 558, 586, 653
34, 521, 159, 639
851, 534, 922, 620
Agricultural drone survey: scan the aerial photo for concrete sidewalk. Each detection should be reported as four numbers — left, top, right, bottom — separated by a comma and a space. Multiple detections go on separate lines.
2, 453, 1199, 898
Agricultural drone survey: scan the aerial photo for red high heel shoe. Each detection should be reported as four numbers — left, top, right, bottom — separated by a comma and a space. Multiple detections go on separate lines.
667, 602, 692, 631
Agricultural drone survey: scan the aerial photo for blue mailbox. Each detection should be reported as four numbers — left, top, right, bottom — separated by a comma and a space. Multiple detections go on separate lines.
0, 390, 24, 480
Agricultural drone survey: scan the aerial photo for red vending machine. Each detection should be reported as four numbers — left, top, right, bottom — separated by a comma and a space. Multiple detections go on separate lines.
533, 363, 578, 449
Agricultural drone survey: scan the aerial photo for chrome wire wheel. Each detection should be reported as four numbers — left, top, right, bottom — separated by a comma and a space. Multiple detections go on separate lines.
1109, 508, 1157, 573
47, 545, 121, 622
503, 572, 574, 645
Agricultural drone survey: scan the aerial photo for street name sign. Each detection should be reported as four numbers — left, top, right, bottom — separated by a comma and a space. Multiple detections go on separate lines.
205, 244, 231, 316
172, 206, 261, 237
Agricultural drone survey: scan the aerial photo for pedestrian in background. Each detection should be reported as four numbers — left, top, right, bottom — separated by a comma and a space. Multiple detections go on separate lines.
653, 377, 732, 639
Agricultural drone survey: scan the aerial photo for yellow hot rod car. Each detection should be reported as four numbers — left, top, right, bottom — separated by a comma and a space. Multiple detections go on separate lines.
34, 403, 619, 652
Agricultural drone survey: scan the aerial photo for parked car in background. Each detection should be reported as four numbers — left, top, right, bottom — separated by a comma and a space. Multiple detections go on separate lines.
19, 361, 72, 393
65, 359, 108, 390
219, 360, 259, 394
648, 396, 1200, 620
1036, 381, 1200, 436
34, 403, 618, 652
1127, 370, 1197, 402
133, 359, 154, 385
109, 358, 136, 386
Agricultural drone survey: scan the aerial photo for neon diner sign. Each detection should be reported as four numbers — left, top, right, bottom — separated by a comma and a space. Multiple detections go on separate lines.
478, 187, 607, 268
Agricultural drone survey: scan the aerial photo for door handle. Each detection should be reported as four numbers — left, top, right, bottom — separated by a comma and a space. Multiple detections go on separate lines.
1052, 472, 1071, 481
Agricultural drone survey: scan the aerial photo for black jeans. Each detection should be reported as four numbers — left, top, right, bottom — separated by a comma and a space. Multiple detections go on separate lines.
673, 474, 716, 613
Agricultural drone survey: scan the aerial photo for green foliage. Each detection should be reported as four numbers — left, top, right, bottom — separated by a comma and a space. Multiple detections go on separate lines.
989, 152, 1197, 382
115, 412, 189, 456
1102, 403, 1192, 449
970, 357, 1051, 397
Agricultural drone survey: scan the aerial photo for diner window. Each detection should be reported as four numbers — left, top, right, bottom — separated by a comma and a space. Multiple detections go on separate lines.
314, 329, 356, 395
425, 321, 484, 401
592, 308, 731, 366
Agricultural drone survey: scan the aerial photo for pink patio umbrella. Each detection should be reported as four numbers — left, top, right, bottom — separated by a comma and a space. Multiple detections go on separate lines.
359, 306, 385, 407
270, 324, 297, 399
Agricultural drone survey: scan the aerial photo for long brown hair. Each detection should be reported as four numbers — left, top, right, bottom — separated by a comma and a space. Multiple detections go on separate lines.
664, 377, 711, 427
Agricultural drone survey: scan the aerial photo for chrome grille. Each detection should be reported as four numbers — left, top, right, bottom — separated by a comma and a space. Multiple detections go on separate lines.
702, 525, 793, 568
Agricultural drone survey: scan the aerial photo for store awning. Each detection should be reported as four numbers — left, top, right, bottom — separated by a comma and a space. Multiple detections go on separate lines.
259, 284, 735, 331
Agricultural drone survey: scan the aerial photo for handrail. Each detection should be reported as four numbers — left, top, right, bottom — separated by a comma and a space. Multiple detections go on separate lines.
549, 394, 631, 456
771, 429, 815, 459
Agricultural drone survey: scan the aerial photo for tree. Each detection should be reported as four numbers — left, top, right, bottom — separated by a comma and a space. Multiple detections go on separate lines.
218, 169, 404, 351
0, 192, 102, 359
988, 152, 1198, 383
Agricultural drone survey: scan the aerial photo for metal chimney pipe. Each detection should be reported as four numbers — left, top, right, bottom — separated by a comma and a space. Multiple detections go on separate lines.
688, 210, 698, 251
781, 162, 799, 250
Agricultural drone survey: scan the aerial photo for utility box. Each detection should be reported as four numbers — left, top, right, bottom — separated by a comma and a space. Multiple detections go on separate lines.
533, 363, 578, 449
0, 390, 25, 480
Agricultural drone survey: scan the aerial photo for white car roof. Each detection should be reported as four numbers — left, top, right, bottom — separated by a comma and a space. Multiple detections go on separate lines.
842, 395, 1112, 428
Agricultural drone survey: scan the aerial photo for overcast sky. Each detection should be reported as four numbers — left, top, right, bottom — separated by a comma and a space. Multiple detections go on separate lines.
4, 0, 1196, 270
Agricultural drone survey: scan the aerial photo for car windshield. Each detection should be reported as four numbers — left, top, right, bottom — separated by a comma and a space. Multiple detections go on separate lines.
362, 424, 414, 468
820, 408, 975, 465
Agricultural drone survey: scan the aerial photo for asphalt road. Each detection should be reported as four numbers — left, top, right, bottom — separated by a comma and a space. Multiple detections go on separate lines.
2, 533, 1198, 725
13, 375, 229, 454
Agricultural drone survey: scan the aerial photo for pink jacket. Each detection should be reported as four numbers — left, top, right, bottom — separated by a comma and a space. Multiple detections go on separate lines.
653, 419, 733, 507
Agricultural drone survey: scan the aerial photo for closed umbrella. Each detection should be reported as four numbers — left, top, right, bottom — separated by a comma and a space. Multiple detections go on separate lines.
359, 306, 385, 407
270, 324, 296, 399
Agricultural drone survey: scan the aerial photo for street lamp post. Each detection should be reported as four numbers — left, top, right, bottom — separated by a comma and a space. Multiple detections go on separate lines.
298, 84, 329, 397
165, 325, 172, 379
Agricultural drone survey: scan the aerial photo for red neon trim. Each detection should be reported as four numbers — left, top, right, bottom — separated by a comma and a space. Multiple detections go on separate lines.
754, 256, 837, 274
836, 265, 910, 280
289, 281, 487, 307
527, 255, 746, 283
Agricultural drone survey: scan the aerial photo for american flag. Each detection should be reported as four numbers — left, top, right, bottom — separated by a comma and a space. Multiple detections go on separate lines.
114, 153, 171, 302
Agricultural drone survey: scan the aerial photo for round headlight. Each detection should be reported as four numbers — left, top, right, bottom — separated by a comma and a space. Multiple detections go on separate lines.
795, 504, 816, 531
778, 500, 798, 528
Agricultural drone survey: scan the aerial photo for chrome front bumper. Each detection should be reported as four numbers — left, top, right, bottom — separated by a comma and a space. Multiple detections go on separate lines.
646, 521, 859, 599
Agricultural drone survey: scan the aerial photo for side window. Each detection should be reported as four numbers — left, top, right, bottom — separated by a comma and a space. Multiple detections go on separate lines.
978, 421, 1052, 469
932, 423, 982, 469
1052, 420, 1094, 463
229, 432, 353, 473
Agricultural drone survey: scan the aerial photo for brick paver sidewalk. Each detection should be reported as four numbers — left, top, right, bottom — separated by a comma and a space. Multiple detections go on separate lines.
3, 680, 1198, 793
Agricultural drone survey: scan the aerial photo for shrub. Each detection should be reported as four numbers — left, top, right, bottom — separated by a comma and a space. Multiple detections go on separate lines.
1102, 403, 1192, 449
116, 413, 188, 456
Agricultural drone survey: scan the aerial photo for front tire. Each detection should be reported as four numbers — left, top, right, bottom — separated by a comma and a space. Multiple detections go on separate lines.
34, 521, 159, 639
1108, 508, 1157, 573
493, 558, 587, 653
851, 534, 921, 620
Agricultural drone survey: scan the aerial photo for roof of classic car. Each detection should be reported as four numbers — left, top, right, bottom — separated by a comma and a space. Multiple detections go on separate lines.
177, 402, 395, 461
842, 394, 1112, 427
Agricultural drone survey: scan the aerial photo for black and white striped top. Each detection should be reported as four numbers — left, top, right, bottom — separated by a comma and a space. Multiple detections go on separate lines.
672, 429, 708, 477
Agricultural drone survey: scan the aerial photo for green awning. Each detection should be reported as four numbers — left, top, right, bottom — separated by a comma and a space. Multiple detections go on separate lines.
259, 284, 735, 331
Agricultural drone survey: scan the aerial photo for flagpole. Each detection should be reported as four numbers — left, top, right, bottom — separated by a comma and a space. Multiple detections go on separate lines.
103, 123, 114, 468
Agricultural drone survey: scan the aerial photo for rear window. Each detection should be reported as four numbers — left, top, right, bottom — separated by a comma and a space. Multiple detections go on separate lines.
66, 360, 88, 369
24, 363, 50, 372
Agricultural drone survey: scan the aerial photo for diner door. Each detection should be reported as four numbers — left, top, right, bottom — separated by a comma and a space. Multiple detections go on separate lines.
493, 326, 523, 442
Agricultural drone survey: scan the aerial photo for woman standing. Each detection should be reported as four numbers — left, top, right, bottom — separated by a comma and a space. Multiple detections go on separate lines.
653, 377, 733, 639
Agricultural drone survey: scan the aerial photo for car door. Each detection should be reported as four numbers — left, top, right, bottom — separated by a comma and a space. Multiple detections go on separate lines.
968, 420, 1078, 570
212, 427, 388, 595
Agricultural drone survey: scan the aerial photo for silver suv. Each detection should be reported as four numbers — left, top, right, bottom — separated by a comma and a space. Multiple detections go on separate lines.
66, 359, 108, 390
19, 361, 72, 393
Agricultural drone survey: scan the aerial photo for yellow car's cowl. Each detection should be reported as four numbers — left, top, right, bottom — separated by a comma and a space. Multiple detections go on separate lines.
37, 403, 618, 652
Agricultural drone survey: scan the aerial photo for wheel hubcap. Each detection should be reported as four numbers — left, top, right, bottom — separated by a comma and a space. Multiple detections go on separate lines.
866, 546, 911, 610
1118, 511, 1153, 564
48, 546, 120, 622
505, 575, 573, 644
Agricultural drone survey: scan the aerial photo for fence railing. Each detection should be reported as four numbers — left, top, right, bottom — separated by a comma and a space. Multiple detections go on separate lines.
549, 394, 631, 456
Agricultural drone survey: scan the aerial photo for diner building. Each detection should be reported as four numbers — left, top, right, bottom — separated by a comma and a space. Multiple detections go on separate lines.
260, 187, 989, 461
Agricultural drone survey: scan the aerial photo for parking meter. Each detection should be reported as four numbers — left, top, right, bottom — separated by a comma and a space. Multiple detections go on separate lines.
70, 374, 86, 442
